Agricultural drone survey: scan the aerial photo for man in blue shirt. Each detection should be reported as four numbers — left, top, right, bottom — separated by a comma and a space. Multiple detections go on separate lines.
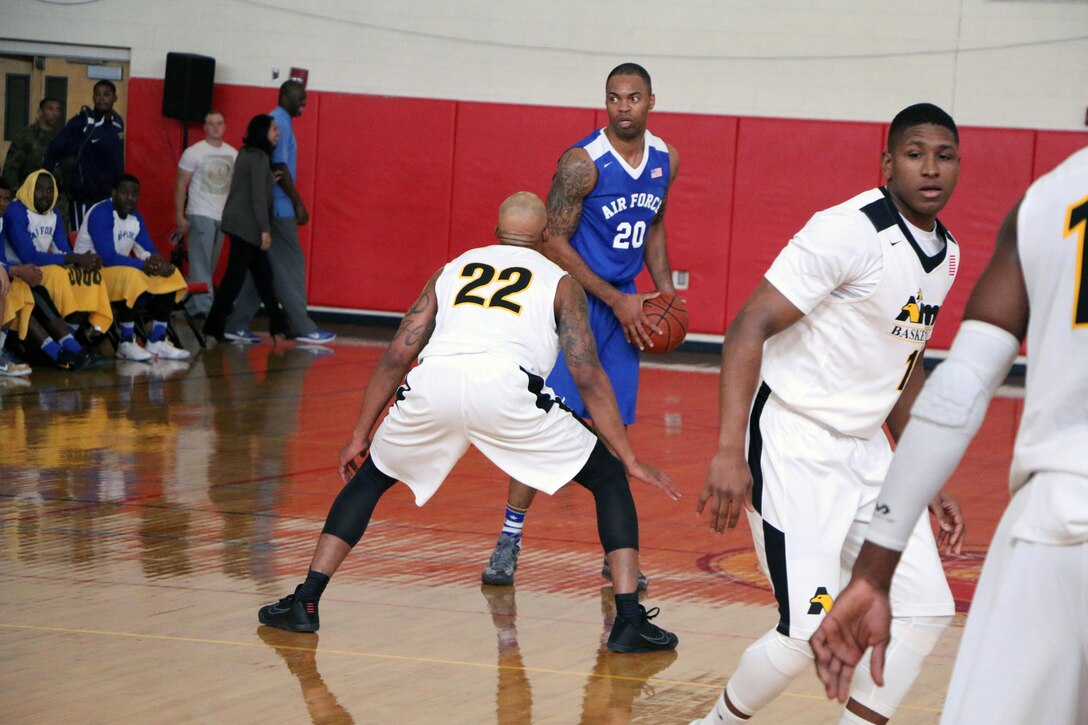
482, 63, 680, 589
223, 80, 335, 344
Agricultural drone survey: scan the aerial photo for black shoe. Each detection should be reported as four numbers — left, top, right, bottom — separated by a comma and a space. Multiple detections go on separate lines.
258, 585, 320, 633
56, 348, 87, 370
606, 605, 678, 653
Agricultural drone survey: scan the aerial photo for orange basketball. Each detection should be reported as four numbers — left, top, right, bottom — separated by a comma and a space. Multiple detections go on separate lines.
642, 294, 688, 354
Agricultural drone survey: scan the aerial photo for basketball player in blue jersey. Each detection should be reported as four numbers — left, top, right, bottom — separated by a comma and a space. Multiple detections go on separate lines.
482, 62, 680, 588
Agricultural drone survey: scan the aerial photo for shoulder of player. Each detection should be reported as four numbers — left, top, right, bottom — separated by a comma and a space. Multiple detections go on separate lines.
555, 147, 598, 194
795, 203, 882, 256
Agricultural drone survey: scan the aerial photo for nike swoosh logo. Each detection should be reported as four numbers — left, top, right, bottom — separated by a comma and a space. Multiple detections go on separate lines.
641, 629, 672, 645
603, 161, 613, 168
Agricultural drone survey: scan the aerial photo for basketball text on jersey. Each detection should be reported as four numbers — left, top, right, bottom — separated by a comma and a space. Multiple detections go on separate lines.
889, 289, 942, 342
600, 192, 663, 220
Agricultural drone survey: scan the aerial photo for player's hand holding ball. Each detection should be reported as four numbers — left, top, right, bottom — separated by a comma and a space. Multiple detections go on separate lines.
642, 293, 688, 354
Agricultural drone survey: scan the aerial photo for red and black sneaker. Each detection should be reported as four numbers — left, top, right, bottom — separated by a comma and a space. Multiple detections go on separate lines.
258, 585, 319, 633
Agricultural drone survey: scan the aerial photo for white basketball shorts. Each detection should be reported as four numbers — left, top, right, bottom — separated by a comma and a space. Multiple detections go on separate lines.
941, 472, 1088, 725
745, 383, 954, 639
368, 353, 598, 506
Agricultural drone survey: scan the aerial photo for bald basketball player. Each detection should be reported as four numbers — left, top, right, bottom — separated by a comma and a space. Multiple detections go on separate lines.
258, 192, 681, 654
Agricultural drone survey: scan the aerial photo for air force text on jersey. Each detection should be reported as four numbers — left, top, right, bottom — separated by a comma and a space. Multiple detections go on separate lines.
600, 192, 663, 220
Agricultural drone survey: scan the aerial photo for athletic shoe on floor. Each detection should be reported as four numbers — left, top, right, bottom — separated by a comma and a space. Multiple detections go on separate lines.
0, 350, 32, 377
258, 585, 319, 633
288, 329, 336, 343
145, 338, 191, 360
223, 329, 261, 344
116, 340, 152, 361
601, 557, 649, 592
606, 605, 678, 653
482, 535, 520, 586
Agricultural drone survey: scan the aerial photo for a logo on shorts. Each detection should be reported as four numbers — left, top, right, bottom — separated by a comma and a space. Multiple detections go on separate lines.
808, 587, 834, 614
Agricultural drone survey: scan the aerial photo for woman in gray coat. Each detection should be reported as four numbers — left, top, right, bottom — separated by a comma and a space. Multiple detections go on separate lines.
204, 114, 288, 341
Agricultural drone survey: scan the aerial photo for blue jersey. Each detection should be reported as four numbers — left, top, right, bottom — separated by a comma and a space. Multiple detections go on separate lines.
569, 128, 670, 286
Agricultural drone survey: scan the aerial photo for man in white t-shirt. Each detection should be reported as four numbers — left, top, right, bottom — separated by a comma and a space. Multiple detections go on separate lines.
691, 103, 967, 725
173, 110, 238, 316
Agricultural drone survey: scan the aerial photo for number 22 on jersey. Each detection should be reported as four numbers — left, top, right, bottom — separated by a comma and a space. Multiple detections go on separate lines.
454, 263, 533, 314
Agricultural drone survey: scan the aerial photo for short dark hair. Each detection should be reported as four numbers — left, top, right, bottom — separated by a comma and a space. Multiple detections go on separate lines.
279, 79, 304, 98
888, 103, 959, 150
114, 173, 140, 190
93, 79, 117, 95
0, 178, 11, 192
39, 97, 60, 110
607, 63, 652, 94
243, 114, 276, 157
205, 109, 224, 121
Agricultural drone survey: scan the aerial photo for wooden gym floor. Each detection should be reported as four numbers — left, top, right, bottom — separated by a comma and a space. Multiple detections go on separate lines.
0, 326, 1020, 724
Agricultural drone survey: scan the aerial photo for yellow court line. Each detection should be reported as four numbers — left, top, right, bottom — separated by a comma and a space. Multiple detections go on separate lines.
0, 622, 939, 712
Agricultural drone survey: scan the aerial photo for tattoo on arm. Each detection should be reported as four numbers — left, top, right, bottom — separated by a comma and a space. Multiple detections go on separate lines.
558, 284, 600, 369
395, 287, 436, 349
546, 152, 594, 239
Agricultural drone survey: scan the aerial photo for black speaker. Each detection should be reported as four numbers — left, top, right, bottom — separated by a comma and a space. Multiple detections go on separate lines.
162, 52, 215, 122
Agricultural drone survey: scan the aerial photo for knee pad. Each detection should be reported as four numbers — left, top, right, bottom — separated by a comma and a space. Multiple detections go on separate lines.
848, 615, 951, 717
574, 440, 638, 552
725, 630, 813, 716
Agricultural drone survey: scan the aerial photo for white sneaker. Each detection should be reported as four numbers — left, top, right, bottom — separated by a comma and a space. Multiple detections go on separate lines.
0, 351, 32, 377
146, 339, 191, 360
117, 340, 153, 361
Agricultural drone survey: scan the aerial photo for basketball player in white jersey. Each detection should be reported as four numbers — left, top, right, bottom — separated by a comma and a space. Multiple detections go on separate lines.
812, 146, 1088, 724
691, 104, 967, 725
257, 192, 681, 654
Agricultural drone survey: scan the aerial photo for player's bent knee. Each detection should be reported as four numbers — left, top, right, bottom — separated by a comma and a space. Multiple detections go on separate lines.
724, 630, 813, 716
321, 458, 398, 548
574, 440, 639, 552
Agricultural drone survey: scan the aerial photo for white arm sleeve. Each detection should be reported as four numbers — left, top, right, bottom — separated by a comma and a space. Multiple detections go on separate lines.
865, 320, 1021, 550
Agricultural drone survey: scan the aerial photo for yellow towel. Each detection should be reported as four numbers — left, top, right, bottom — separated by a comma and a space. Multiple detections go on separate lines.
2, 278, 35, 339
39, 265, 113, 332
102, 267, 188, 307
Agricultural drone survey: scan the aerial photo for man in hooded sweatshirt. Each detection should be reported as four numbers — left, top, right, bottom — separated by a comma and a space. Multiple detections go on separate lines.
3, 170, 111, 368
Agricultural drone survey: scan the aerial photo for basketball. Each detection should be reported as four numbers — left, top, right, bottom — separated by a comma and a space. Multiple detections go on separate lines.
642, 293, 688, 354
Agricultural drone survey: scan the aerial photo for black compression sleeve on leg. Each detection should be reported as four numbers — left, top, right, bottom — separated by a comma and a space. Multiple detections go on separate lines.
321, 457, 399, 548
148, 293, 175, 323
572, 439, 639, 553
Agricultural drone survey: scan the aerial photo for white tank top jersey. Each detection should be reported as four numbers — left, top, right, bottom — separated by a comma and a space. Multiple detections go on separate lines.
1010, 146, 1088, 492
419, 244, 569, 378
762, 187, 960, 439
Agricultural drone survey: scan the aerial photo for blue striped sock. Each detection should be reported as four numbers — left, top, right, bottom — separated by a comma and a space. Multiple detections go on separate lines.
500, 505, 527, 541
149, 321, 167, 343
120, 322, 135, 342
40, 338, 61, 361
59, 334, 82, 353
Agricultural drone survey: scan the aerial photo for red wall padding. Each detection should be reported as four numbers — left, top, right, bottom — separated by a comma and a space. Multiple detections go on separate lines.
307, 93, 457, 310
128, 77, 1087, 346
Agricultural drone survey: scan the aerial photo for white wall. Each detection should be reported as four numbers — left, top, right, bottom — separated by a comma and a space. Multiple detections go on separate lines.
5, 0, 1087, 129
